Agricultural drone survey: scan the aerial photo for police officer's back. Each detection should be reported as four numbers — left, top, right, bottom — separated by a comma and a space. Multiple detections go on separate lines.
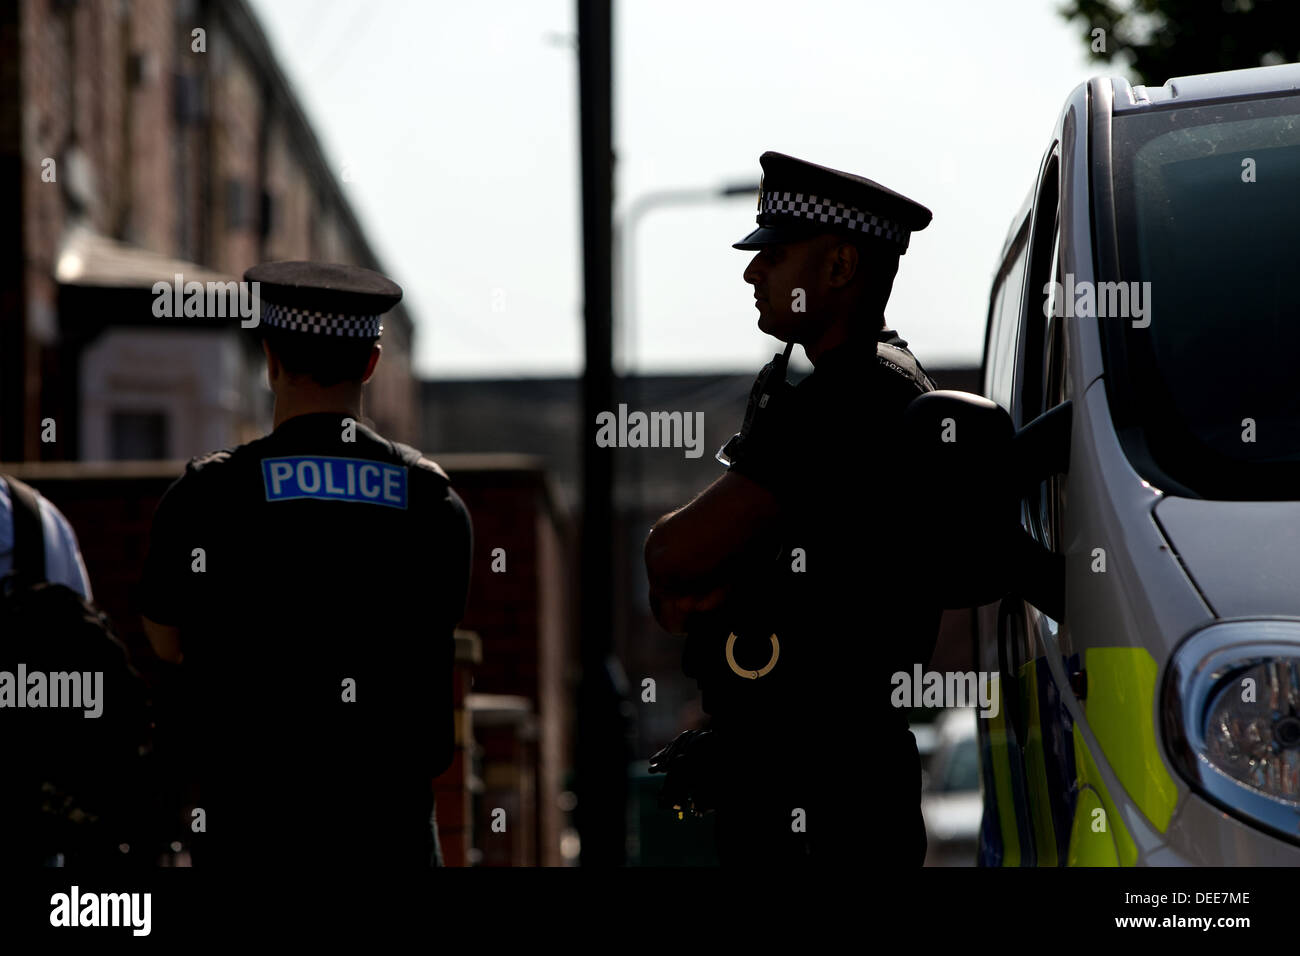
646, 153, 941, 865
140, 262, 472, 869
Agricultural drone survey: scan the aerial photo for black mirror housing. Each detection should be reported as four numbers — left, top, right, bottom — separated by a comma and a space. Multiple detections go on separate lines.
901, 391, 1071, 617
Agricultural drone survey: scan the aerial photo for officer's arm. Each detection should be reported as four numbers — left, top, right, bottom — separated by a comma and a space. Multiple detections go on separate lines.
645, 470, 780, 631
142, 617, 183, 664
139, 470, 194, 666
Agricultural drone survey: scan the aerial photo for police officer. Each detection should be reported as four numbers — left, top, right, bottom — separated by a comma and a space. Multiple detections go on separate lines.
140, 261, 472, 869
645, 152, 942, 866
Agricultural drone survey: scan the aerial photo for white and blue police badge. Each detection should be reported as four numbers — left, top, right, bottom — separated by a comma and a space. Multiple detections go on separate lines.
261, 456, 408, 510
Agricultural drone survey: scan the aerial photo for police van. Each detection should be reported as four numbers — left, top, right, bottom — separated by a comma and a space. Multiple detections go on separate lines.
909, 63, 1300, 865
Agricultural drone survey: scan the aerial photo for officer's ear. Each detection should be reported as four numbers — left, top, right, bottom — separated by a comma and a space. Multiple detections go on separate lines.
361, 343, 382, 385
262, 338, 282, 386
826, 239, 859, 290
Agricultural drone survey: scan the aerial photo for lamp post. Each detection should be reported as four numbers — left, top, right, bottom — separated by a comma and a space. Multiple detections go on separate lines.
576, 0, 621, 867
615, 182, 760, 374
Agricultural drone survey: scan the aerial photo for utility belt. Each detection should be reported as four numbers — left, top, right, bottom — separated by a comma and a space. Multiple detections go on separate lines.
681, 557, 813, 715
655, 583, 924, 818
652, 583, 812, 817
649, 715, 920, 819
683, 624, 800, 722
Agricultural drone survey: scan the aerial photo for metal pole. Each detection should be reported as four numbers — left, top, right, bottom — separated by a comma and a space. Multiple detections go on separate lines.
576, 0, 626, 867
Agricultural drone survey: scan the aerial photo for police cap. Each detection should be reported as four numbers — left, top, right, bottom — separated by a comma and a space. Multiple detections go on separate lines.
244, 260, 403, 339
733, 152, 932, 254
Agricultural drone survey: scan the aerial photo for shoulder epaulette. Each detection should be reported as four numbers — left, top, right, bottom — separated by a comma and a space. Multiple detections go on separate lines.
413, 456, 450, 482
185, 449, 233, 474
876, 342, 938, 395
391, 441, 450, 483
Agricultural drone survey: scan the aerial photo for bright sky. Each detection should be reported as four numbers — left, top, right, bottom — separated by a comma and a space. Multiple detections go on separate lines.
250, 0, 1116, 379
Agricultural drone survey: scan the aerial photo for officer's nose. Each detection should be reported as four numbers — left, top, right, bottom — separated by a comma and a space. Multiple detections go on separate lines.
743, 252, 765, 288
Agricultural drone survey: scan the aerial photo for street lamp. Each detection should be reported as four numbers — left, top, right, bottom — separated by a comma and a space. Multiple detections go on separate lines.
614, 182, 760, 376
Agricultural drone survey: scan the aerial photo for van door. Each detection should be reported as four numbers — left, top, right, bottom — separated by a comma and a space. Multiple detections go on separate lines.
1008, 163, 1094, 866
976, 218, 1033, 866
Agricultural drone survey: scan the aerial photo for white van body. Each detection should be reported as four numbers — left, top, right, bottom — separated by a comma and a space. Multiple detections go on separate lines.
975, 64, 1300, 865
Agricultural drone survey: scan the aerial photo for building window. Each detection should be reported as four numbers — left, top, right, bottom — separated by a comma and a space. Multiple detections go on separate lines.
260, 188, 275, 240
226, 177, 252, 231
110, 411, 168, 460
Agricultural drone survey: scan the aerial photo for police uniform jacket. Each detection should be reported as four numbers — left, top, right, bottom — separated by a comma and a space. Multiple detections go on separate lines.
140, 412, 472, 868
705, 324, 942, 860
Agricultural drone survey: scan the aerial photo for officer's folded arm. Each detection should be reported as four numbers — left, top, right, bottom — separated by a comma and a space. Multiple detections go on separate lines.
142, 616, 183, 665
644, 469, 780, 634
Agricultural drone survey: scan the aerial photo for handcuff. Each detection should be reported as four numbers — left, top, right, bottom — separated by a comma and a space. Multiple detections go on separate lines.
725, 632, 780, 679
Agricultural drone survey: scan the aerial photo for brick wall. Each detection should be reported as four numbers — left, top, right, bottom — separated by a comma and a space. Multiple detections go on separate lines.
126, 0, 177, 253
12, 0, 419, 458
208, 27, 262, 275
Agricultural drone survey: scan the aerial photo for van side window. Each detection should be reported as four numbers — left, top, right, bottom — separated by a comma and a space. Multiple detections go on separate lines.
1032, 216, 1066, 554
1019, 156, 1062, 556
982, 280, 1008, 401
1015, 157, 1060, 430
985, 220, 1030, 412
1043, 229, 1067, 412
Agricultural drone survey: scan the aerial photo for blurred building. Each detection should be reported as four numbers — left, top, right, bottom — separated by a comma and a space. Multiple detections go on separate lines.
444, 457, 575, 867
1, 0, 419, 463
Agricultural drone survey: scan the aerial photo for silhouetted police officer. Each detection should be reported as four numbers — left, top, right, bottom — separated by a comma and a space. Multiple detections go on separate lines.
646, 152, 941, 866
140, 262, 472, 869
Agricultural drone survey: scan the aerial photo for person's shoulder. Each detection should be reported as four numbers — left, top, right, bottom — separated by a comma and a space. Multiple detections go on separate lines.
156, 446, 240, 511
387, 440, 470, 520
875, 341, 934, 400
185, 447, 237, 475
179, 445, 248, 489
385, 439, 451, 482
34, 489, 82, 554
409, 451, 452, 484
184, 430, 282, 475
36, 490, 77, 538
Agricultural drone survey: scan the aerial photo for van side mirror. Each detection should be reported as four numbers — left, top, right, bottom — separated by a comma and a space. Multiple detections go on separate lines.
901, 391, 1072, 619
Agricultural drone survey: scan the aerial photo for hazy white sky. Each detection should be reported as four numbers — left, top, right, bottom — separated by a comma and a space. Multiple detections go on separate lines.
249, 0, 1118, 379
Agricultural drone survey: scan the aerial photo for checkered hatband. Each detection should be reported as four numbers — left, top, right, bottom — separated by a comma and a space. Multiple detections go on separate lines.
261, 301, 383, 338
759, 190, 909, 250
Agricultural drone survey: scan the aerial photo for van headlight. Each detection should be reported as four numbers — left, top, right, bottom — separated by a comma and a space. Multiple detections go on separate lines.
1164, 622, 1300, 844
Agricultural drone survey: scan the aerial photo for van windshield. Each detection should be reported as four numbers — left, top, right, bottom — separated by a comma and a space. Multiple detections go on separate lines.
1109, 94, 1300, 499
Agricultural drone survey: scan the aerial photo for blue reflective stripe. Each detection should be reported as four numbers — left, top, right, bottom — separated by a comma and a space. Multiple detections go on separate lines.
261, 456, 407, 509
